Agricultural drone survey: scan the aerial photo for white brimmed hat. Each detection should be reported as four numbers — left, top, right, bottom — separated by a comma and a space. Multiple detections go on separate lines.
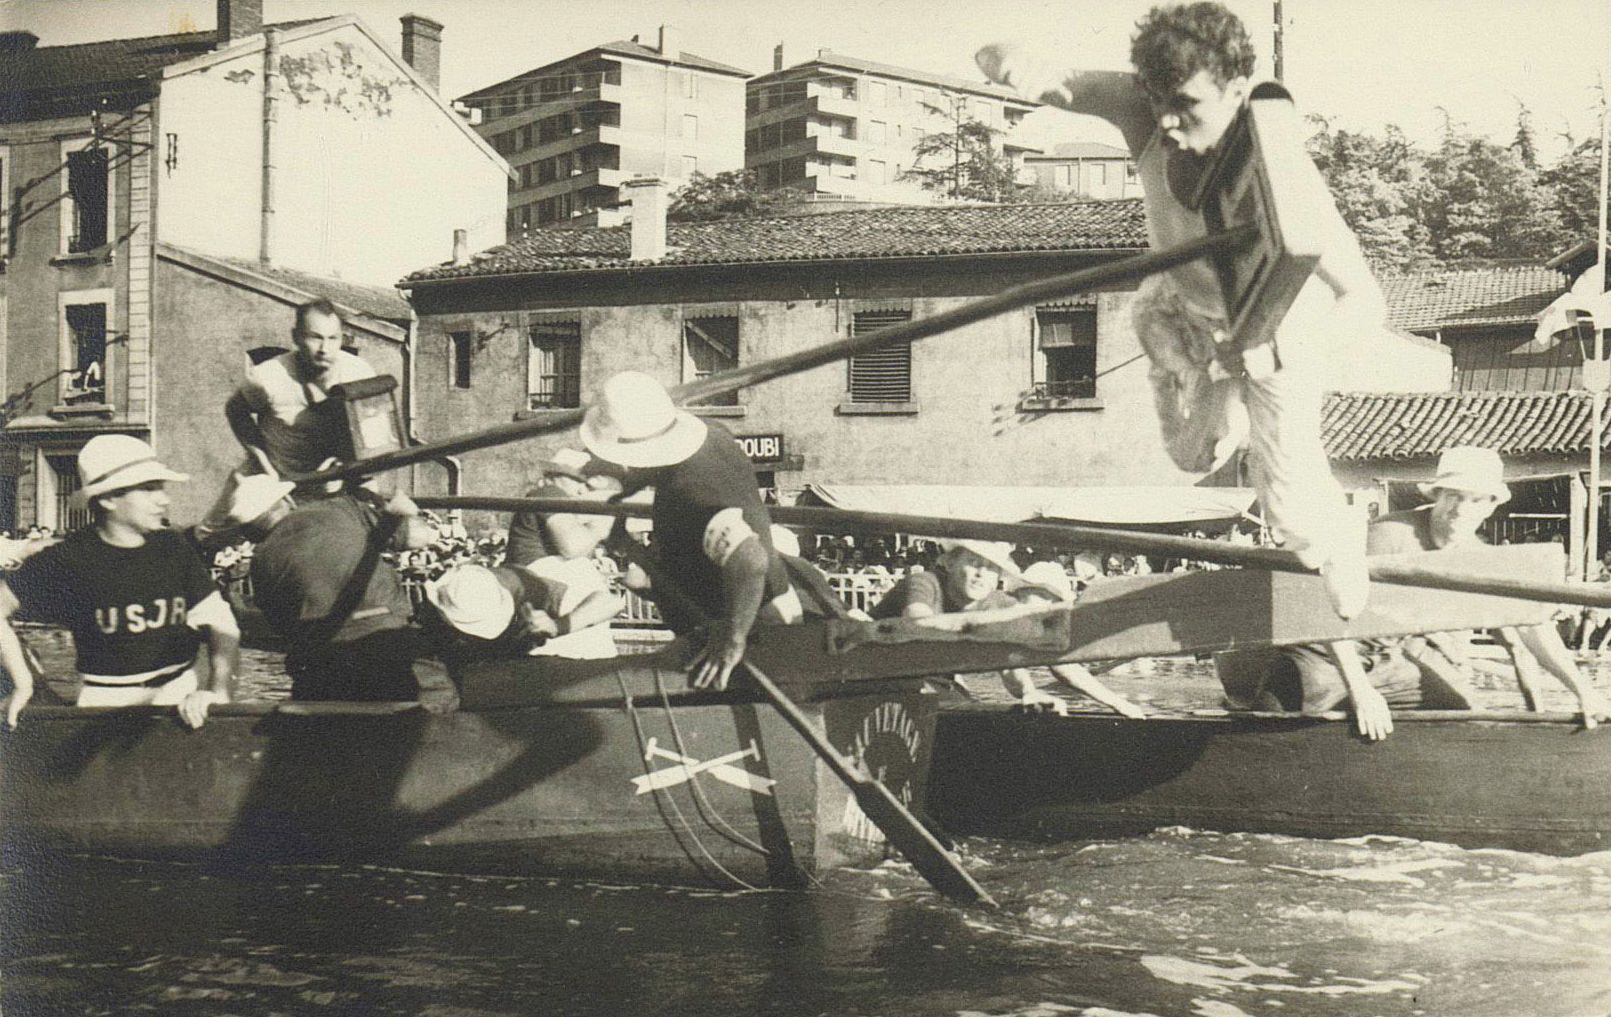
223, 473, 296, 529
77, 435, 189, 502
1418, 446, 1510, 504
939, 539, 1022, 578
1019, 561, 1076, 602
425, 564, 514, 640
580, 371, 707, 469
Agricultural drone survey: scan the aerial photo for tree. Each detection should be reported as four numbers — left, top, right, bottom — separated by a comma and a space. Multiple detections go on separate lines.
1415, 122, 1568, 260
668, 170, 800, 222
902, 98, 1023, 202
1305, 117, 1433, 271
1540, 137, 1611, 245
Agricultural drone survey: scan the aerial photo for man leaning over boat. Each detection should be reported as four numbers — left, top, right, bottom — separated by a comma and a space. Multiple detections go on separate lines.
0, 436, 240, 730
580, 371, 807, 690
1218, 446, 1611, 732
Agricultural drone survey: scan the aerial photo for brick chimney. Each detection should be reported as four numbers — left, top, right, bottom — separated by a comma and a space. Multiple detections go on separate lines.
400, 14, 444, 92
773, 43, 784, 71
657, 25, 680, 62
216, 0, 263, 45
623, 178, 668, 262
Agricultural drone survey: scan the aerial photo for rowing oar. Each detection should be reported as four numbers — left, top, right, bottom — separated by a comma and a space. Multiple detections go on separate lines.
414, 495, 1611, 611
302, 224, 1257, 488
609, 534, 997, 908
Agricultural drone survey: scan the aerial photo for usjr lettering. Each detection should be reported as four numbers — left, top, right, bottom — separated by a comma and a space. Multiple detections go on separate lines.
95, 596, 188, 635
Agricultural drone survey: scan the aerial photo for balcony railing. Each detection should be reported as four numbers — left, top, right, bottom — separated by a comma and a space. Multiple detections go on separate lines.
1030, 378, 1096, 401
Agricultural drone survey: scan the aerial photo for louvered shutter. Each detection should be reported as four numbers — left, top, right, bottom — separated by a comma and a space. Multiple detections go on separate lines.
848, 310, 912, 402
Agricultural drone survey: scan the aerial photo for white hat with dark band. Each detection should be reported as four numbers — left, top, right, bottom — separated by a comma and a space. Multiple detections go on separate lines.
580, 371, 707, 469
76, 435, 189, 501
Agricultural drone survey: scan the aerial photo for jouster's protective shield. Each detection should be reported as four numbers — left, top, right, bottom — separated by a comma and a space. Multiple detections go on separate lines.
1192, 81, 1325, 356
327, 375, 406, 463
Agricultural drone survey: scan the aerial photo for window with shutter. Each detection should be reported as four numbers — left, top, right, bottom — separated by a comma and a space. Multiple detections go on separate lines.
66, 147, 109, 253
1034, 307, 1097, 399
682, 316, 739, 406
848, 310, 912, 402
529, 322, 582, 409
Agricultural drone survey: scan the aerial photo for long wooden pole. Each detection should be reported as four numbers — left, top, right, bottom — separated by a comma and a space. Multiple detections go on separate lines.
611, 535, 996, 907
416, 494, 1611, 610
305, 225, 1256, 486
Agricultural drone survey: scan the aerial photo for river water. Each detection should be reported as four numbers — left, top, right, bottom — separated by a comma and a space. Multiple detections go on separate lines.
4, 631, 1610, 1017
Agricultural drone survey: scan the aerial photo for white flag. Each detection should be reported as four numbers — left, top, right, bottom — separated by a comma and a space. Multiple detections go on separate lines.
1531, 266, 1611, 352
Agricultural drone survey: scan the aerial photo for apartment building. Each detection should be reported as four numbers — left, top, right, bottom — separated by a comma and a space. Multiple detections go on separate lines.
745, 50, 1041, 203
1023, 142, 1140, 200
458, 27, 749, 231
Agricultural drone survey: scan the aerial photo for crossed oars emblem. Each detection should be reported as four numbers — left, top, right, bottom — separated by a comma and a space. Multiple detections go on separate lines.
631, 738, 777, 796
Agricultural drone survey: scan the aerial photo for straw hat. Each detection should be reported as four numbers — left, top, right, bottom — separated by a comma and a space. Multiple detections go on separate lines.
76, 434, 188, 502
938, 539, 1021, 578
222, 473, 296, 529
580, 371, 707, 469
1418, 446, 1510, 504
425, 564, 514, 640
1019, 561, 1076, 602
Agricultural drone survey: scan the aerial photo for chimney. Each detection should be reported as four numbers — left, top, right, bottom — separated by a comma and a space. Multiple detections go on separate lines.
0, 31, 39, 54
773, 43, 784, 71
216, 0, 264, 45
451, 228, 468, 266
657, 24, 680, 61
400, 14, 444, 92
623, 178, 668, 262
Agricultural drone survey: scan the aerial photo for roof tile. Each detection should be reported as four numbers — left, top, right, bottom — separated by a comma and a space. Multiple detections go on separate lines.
1323, 390, 1602, 460
1380, 265, 1565, 332
404, 199, 1149, 283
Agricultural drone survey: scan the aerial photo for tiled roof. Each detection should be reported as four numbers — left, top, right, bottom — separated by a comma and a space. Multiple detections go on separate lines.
210, 254, 411, 322
752, 51, 1031, 104
404, 199, 1148, 283
1323, 390, 1601, 461
0, 21, 325, 99
1380, 265, 1565, 332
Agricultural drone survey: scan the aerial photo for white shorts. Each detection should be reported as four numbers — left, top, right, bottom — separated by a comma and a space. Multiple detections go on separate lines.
77, 666, 200, 708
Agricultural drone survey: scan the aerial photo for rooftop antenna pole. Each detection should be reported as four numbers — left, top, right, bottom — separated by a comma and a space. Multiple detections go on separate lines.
1585, 62, 1610, 580
1272, 0, 1285, 81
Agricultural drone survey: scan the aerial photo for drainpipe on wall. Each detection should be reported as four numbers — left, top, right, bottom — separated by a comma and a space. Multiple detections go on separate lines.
401, 305, 462, 509
260, 27, 279, 263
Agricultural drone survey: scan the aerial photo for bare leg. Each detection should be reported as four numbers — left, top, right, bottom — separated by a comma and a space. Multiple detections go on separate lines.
1506, 624, 1611, 728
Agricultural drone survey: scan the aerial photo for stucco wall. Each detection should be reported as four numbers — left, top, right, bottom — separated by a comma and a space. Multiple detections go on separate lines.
158, 23, 507, 288
153, 256, 406, 525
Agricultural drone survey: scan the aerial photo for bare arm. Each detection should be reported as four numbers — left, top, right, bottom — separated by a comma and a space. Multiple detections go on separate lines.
544, 512, 613, 559
1504, 624, 1611, 728
554, 586, 624, 635
690, 537, 770, 690
1326, 640, 1393, 741
1048, 662, 1149, 718
974, 46, 1155, 153
177, 590, 238, 730
224, 390, 269, 462
0, 585, 35, 729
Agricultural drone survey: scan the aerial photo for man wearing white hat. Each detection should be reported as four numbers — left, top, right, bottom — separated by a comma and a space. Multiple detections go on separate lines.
0, 435, 240, 729
505, 448, 624, 568
581, 371, 801, 690
870, 539, 1022, 620
1226, 446, 1611, 731
424, 561, 621, 660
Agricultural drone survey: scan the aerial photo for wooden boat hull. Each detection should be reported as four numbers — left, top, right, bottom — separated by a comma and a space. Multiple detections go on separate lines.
928, 707, 1611, 855
0, 655, 938, 887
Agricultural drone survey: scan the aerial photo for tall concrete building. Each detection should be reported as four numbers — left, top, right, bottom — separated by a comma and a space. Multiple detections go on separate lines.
458, 27, 749, 231
745, 50, 1040, 204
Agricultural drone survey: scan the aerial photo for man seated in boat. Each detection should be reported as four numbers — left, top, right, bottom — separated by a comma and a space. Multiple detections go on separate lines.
977, 2, 1384, 622
503, 448, 628, 659
423, 561, 622, 661
580, 371, 805, 691
0, 436, 239, 730
1219, 446, 1611, 728
228, 471, 456, 708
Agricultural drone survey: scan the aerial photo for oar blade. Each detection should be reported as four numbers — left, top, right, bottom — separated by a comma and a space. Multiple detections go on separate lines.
845, 770, 998, 907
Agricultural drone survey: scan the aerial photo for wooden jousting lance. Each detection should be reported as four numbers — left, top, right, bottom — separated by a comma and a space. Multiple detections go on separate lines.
301, 224, 1257, 487
414, 495, 1611, 610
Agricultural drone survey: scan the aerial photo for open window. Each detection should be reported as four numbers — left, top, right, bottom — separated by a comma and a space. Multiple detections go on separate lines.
528, 320, 582, 409
1033, 305, 1098, 400
61, 138, 112, 255
682, 314, 739, 406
